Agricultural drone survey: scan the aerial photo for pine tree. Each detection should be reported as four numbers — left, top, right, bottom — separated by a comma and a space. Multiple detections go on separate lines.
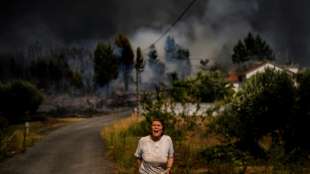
232, 32, 275, 64
94, 42, 118, 87
114, 34, 134, 92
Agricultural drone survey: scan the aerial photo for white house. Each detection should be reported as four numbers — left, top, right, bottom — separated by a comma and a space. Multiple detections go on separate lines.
245, 62, 284, 79
227, 62, 299, 91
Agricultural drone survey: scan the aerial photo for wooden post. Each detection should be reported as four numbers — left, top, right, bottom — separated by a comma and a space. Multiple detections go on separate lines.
23, 122, 29, 152
136, 68, 140, 116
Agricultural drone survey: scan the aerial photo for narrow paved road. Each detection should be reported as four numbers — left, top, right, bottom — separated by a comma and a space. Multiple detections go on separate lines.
0, 111, 131, 174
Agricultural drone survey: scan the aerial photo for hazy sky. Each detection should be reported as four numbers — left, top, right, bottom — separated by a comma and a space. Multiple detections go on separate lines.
1, 0, 310, 66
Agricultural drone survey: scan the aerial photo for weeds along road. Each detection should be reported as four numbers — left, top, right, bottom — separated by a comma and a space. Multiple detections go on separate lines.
0, 110, 131, 174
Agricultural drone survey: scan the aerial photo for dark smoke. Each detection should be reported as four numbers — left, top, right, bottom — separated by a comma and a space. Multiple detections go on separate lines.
1, 0, 310, 66
253, 0, 310, 66
0, 0, 206, 51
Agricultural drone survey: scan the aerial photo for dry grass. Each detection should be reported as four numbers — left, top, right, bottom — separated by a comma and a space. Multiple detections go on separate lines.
100, 114, 310, 174
100, 115, 225, 174
100, 114, 143, 174
101, 114, 142, 138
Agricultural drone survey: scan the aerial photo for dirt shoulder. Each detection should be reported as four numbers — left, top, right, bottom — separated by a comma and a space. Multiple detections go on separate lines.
0, 111, 130, 174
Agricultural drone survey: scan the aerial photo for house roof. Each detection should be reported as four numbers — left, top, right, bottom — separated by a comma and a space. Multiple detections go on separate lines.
244, 62, 271, 75
227, 61, 299, 83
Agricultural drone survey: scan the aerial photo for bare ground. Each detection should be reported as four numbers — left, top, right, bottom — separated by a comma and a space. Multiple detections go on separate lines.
0, 111, 131, 174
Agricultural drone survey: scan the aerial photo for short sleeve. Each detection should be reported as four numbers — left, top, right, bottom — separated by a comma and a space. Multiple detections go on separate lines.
134, 138, 142, 158
167, 136, 174, 158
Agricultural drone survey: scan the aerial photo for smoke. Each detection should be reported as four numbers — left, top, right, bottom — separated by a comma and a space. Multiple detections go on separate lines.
253, 0, 310, 65
130, 0, 258, 74
1, 0, 310, 67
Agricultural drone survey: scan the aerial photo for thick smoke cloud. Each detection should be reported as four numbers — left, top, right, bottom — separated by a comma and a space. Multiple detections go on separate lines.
0, 0, 205, 51
1, 0, 310, 66
253, 0, 310, 65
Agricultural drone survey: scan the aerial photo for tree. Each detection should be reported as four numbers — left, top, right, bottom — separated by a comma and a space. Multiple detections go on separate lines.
171, 78, 197, 103
232, 32, 275, 64
171, 70, 232, 103
214, 69, 295, 155
148, 44, 158, 63
176, 48, 191, 79
165, 36, 177, 60
195, 70, 232, 103
164, 36, 192, 80
29, 55, 74, 90
232, 40, 248, 63
147, 45, 165, 87
94, 42, 118, 87
135, 47, 145, 114
0, 80, 44, 123
135, 47, 145, 73
114, 34, 134, 92
287, 69, 310, 153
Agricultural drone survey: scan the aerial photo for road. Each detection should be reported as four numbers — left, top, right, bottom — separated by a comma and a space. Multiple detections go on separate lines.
0, 111, 131, 174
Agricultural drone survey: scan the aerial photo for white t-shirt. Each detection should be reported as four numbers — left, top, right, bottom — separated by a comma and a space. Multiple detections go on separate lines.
134, 135, 174, 174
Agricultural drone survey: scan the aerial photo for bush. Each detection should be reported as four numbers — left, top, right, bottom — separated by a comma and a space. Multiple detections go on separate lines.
201, 144, 250, 165
213, 69, 296, 156
195, 70, 233, 102
171, 70, 232, 103
0, 80, 44, 123
0, 116, 8, 136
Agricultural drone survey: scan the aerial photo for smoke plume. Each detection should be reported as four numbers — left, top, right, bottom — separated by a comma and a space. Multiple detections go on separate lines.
1, 0, 310, 67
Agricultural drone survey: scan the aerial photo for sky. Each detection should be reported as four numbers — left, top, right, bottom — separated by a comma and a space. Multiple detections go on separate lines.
1, 0, 310, 66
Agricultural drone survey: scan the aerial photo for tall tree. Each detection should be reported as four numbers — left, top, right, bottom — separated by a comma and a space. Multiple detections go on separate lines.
148, 44, 158, 63
94, 42, 118, 87
232, 40, 248, 64
176, 47, 192, 79
135, 47, 145, 114
114, 34, 134, 92
232, 32, 275, 64
147, 44, 165, 87
214, 69, 295, 155
165, 35, 177, 60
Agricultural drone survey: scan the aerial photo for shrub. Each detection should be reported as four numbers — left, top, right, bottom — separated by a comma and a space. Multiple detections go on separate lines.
195, 70, 233, 103
171, 70, 233, 103
0, 80, 44, 123
0, 116, 8, 136
201, 144, 250, 164
213, 69, 296, 156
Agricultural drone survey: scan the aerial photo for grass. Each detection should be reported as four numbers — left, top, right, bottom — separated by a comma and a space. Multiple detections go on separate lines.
101, 114, 310, 174
101, 114, 143, 174
100, 114, 221, 174
0, 117, 84, 161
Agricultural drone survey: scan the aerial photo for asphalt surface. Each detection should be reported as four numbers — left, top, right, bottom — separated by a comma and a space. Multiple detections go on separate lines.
0, 111, 131, 174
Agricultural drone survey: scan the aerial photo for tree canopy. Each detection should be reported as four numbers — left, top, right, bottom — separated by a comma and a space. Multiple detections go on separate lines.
114, 34, 134, 91
0, 80, 44, 123
94, 42, 118, 87
232, 32, 275, 64
171, 70, 232, 103
135, 47, 145, 73
213, 69, 296, 156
